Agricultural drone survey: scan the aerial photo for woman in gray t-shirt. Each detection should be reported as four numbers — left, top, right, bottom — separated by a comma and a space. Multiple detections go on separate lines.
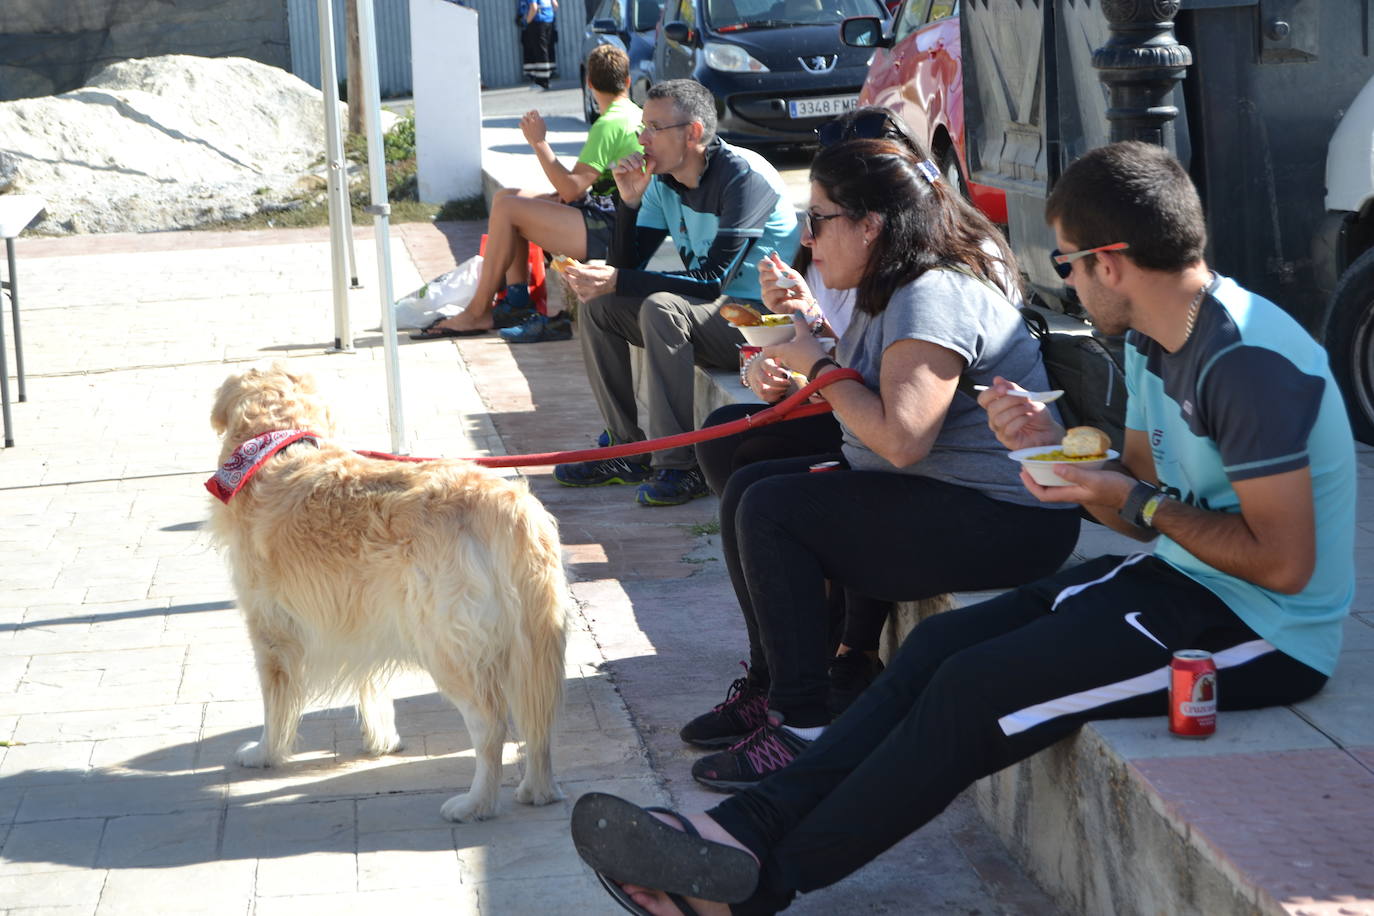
684, 135, 1082, 792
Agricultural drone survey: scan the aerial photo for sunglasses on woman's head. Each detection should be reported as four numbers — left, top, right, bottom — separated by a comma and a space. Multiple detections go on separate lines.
815, 110, 903, 148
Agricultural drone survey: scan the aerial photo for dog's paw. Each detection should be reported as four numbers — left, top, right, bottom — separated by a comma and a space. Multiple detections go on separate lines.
439, 792, 499, 823
514, 780, 565, 807
363, 733, 403, 757
234, 740, 277, 768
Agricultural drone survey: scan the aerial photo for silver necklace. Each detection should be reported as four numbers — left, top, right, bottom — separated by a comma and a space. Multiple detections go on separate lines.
1182, 274, 1211, 343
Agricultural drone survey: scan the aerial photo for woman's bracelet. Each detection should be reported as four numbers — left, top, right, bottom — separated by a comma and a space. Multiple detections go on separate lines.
808, 356, 840, 381
741, 352, 766, 388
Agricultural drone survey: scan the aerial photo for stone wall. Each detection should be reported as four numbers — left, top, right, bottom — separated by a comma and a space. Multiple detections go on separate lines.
0, 0, 290, 102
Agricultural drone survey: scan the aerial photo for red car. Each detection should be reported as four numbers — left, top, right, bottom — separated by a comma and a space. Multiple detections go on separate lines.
842, 1, 1006, 223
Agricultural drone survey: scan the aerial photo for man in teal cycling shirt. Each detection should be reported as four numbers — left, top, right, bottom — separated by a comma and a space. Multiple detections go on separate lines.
558, 78, 800, 507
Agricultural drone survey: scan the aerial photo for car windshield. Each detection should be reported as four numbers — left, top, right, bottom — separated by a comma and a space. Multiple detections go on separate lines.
632, 0, 663, 29
706, 0, 879, 29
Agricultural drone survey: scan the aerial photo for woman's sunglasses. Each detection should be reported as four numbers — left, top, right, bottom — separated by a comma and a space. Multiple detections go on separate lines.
815, 110, 903, 148
804, 210, 844, 239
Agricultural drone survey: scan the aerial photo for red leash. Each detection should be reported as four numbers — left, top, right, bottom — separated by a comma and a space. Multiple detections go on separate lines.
355, 368, 862, 469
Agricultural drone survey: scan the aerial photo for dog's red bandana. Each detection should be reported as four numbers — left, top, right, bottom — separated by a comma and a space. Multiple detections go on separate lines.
205, 429, 319, 504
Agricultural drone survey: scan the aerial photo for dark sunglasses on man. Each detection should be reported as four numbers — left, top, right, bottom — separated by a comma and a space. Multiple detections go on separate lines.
815, 109, 905, 148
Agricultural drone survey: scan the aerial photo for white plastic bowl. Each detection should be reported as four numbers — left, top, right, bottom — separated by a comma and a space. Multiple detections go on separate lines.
735, 323, 797, 347
1009, 446, 1119, 487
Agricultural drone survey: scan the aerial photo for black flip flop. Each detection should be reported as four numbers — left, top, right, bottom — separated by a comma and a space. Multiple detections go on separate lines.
594, 869, 699, 916
571, 793, 758, 907
408, 319, 489, 340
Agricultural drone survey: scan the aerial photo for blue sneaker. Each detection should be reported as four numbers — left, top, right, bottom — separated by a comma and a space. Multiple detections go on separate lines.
555, 430, 651, 486
493, 300, 536, 329
500, 312, 572, 344
636, 467, 709, 507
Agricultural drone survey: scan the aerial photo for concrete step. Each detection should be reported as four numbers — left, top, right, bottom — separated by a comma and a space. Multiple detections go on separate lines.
482, 119, 1374, 916
687, 363, 1374, 916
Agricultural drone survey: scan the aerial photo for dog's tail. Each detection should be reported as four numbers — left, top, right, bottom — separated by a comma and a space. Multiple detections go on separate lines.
501, 484, 569, 763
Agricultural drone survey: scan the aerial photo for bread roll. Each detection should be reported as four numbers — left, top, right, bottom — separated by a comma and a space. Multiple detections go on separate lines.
720, 303, 765, 326
1062, 426, 1111, 458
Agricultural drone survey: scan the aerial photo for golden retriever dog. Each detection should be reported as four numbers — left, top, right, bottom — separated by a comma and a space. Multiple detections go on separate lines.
207, 363, 567, 821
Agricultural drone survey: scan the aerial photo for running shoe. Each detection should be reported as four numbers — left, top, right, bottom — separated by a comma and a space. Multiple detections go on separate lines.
500, 312, 572, 343
691, 713, 813, 792
635, 467, 708, 507
679, 670, 769, 748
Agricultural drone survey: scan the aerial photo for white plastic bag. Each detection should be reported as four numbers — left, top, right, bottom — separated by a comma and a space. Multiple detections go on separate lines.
393, 254, 483, 328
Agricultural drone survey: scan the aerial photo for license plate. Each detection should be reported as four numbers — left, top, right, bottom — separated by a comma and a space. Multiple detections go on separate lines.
787, 95, 859, 119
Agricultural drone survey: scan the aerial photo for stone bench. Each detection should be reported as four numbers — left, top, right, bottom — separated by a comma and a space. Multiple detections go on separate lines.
690, 362, 1374, 916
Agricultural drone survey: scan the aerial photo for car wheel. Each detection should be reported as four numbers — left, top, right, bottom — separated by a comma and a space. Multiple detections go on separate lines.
582, 67, 599, 124
937, 143, 970, 200
1327, 246, 1374, 444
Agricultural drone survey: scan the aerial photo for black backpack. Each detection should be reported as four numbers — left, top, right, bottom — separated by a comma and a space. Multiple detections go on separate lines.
1017, 306, 1128, 452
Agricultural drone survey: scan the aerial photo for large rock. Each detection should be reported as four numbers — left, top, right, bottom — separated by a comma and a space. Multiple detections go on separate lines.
0, 54, 350, 234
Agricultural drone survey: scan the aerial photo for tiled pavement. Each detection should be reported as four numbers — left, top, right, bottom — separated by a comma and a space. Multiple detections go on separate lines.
0, 221, 1062, 915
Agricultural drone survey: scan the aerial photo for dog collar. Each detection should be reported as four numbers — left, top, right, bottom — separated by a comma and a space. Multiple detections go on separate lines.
206, 429, 320, 504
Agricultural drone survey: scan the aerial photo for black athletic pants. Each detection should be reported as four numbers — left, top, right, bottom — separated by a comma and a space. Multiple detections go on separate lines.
708, 554, 1328, 914
699, 405, 1081, 728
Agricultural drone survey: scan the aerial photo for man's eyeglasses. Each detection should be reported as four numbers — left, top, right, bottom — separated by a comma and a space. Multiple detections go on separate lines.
816, 110, 903, 148
804, 210, 844, 239
1050, 242, 1129, 279
637, 121, 692, 135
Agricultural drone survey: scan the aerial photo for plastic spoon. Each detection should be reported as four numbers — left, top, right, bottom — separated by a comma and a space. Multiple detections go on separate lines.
972, 384, 1065, 404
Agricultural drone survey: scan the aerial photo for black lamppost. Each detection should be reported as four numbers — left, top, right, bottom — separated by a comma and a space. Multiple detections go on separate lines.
1093, 0, 1192, 145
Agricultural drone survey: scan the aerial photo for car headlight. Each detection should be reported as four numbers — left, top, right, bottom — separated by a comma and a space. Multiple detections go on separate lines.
703, 42, 769, 73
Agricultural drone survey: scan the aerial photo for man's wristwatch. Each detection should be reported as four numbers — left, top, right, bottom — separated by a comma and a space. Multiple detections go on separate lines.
1139, 490, 1169, 529
1119, 481, 1159, 528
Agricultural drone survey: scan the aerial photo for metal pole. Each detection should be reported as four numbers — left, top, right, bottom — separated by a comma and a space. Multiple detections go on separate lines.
317, 0, 354, 351
1092, 0, 1192, 147
6, 239, 24, 401
355, 0, 406, 454
0, 240, 12, 447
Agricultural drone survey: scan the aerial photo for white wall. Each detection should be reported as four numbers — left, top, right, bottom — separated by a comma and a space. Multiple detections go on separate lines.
410, 0, 482, 203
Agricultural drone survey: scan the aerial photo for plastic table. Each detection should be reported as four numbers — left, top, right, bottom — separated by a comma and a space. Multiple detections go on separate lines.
0, 195, 45, 447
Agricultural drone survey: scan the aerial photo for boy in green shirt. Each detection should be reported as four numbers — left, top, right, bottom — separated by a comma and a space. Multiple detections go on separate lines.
412, 44, 642, 343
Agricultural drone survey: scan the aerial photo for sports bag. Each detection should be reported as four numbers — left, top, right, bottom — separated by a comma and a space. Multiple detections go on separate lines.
1018, 306, 1128, 451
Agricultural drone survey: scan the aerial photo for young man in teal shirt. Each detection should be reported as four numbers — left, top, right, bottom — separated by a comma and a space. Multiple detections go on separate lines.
413, 45, 641, 343
563, 141, 1357, 916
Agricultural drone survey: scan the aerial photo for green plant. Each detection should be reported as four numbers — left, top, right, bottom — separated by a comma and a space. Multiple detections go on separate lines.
688, 518, 721, 537
384, 111, 416, 162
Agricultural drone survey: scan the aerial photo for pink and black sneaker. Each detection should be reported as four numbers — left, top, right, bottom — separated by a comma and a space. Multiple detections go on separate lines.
679, 667, 769, 749
690, 712, 813, 792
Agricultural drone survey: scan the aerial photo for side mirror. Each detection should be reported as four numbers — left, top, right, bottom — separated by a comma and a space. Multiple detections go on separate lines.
663, 20, 693, 43
591, 17, 618, 31
840, 16, 891, 48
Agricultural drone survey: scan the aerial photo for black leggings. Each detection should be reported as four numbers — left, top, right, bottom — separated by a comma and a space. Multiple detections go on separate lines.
709, 555, 1328, 914
700, 405, 1081, 728
697, 405, 884, 654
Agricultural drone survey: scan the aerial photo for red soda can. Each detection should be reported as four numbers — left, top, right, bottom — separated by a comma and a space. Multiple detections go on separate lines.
1169, 649, 1217, 737
809, 461, 842, 473
739, 345, 763, 387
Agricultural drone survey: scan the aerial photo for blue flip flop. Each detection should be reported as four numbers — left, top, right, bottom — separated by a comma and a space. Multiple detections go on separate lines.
571, 793, 758, 910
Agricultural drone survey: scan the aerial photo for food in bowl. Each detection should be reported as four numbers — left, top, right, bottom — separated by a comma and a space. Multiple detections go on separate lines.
736, 323, 797, 347
1061, 426, 1111, 458
720, 303, 766, 326
1009, 426, 1118, 486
